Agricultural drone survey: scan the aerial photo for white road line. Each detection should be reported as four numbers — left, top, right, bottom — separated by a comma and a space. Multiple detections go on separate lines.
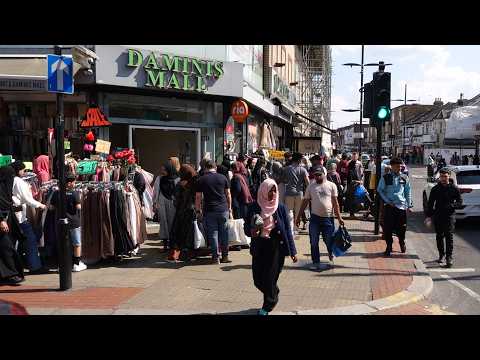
440, 274, 480, 303
428, 268, 476, 273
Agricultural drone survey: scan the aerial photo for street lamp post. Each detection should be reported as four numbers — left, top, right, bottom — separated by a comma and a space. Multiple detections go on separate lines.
392, 83, 416, 158
343, 46, 384, 155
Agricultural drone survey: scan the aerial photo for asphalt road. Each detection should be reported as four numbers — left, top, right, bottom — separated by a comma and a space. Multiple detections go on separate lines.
408, 165, 480, 315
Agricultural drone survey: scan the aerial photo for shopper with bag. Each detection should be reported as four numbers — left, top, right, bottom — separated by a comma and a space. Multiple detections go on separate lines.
296, 166, 344, 270
195, 160, 233, 264
425, 168, 462, 267
244, 178, 297, 315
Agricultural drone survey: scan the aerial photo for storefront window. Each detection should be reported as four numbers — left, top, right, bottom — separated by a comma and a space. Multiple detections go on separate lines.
227, 45, 263, 93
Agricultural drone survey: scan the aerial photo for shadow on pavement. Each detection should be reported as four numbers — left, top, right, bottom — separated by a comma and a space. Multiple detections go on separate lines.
433, 274, 480, 282
0, 287, 58, 294
217, 308, 259, 315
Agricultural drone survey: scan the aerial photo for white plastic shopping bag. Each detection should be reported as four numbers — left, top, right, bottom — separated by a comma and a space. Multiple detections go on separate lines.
193, 220, 206, 249
228, 218, 251, 246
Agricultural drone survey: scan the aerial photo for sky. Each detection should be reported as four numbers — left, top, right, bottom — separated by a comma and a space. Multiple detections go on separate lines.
331, 45, 480, 129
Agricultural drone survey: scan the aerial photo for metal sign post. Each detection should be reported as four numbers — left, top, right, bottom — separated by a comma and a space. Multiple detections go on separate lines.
52, 45, 72, 291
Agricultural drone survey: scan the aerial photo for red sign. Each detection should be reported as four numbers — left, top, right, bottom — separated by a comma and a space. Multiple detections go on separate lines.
80, 107, 112, 128
231, 99, 249, 123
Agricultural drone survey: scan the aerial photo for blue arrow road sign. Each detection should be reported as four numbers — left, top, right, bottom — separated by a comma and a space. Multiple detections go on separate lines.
47, 54, 74, 94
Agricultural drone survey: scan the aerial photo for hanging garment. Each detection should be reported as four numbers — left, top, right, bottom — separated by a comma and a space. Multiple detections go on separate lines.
110, 188, 135, 256
127, 192, 138, 247
100, 190, 114, 258
132, 189, 147, 246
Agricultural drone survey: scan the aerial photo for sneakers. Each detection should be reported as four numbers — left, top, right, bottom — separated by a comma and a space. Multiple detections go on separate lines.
309, 263, 329, 271
384, 248, 392, 257
437, 255, 445, 264
220, 255, 232, 264
212, 257, 221, 265
258, 309, 269, 316
1, 275, 25, 285
446, 257, 453, 268
73, 261, 87, 272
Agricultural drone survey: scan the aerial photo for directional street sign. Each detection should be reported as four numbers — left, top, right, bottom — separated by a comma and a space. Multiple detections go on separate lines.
47, 54, 74, 94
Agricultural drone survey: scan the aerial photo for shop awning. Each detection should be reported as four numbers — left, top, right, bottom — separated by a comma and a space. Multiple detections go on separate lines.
0, 56, 81, 91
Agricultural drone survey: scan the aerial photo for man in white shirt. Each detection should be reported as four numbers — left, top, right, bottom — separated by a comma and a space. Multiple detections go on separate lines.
11, 161, 48, 274
296, 166, 344, 270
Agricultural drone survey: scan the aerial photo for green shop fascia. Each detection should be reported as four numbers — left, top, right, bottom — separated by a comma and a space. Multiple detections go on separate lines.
127, 48, 225, 92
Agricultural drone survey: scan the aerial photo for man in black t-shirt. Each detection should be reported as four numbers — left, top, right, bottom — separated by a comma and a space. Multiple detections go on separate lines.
195, 160, 233, 264
51, 173, 86, 272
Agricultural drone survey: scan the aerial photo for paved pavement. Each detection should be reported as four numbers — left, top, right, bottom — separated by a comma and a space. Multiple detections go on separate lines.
0, 211, 435, 315
407, 165, 480, 315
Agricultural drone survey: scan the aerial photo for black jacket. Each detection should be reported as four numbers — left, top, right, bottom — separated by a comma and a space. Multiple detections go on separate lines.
244, 202, 297, 257
426, 181, 462, 218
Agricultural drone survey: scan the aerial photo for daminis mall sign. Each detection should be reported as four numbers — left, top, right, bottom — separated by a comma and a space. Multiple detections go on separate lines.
93, 45, 243, 97
126, 48, 224, 92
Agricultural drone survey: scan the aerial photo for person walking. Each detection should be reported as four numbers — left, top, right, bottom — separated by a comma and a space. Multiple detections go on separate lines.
345, 152, 364, 218
251, 157, 268, 198
338, 153, 349, 186
270, 161, 286, 204
0, 166, 25, 285
231, 162, 254, 221
425, 168, 462, 268
170, 164, 199, 262
244, 178, 297, 315
296, 166, 344, 270
153, 162, 180, 255
284, 153, 310, 233
50, 173, 87, 272
327, 163, 343, 212
11, 161, 49, 274
377, 157, 413, 256
195, 160, 232, 264
427, 153, 435, 179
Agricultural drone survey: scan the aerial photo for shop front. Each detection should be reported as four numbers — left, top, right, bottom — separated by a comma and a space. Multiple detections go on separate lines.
92, 46, 243, 174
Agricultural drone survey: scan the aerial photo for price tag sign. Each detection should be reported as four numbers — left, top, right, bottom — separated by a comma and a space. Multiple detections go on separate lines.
64, 140, 71, 150
0, 155, 12, 168
95, 139, 111, 154
76, 160, 98, 175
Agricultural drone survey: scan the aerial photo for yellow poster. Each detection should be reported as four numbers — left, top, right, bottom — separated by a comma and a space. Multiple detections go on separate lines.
95, 139, 111, 154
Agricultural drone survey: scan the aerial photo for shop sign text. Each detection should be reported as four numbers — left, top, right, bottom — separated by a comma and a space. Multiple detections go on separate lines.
127, 48, 224, 93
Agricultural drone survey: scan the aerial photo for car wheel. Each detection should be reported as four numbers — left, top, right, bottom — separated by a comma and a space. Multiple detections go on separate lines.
423, 192, 428, 216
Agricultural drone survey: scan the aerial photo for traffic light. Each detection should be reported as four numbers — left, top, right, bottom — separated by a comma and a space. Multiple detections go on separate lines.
363, 81, 373, 118
372, 71, 391, 123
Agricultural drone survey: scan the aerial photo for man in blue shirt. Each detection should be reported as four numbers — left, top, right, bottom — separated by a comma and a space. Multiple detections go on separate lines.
377, 157, 413, 256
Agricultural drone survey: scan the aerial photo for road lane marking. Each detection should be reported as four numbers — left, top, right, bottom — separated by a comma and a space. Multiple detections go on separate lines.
428, 268, 476, 273
440, 274, 480, 303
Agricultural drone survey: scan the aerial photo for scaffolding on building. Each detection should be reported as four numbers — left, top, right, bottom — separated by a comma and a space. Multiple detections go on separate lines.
297, 45, 332, 136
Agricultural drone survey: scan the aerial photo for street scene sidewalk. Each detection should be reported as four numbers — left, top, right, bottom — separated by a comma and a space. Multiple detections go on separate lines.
0, 216, 434, 315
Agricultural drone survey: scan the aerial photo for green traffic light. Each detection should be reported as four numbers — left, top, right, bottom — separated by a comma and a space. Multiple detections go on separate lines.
377, 106, 390, 120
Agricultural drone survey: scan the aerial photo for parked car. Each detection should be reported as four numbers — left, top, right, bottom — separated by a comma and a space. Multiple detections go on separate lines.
423, 165, 480, 220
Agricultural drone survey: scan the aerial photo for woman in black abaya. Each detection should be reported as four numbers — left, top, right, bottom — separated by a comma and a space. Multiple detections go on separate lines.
0, 166, 25, 285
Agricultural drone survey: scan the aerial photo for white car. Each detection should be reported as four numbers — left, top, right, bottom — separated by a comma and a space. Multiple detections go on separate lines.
423, 165, 480, 220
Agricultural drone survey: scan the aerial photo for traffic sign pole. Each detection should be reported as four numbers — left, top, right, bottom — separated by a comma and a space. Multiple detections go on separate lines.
54, 45, 72, 291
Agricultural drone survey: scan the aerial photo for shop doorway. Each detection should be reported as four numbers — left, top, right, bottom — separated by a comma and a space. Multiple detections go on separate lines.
129, 126, 200, 174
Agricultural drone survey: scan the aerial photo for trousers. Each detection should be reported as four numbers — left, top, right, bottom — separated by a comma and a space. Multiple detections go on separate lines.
19, 221, 42, 271
383, 205, 407, 249
434, 215, 454, 258
251, 236, 285, 312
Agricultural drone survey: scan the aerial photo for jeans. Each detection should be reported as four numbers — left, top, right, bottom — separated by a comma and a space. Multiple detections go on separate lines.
309, 214, 335, 264
204, 211, 229, 258
69, 227, 81, 247
19, 221, 43, 271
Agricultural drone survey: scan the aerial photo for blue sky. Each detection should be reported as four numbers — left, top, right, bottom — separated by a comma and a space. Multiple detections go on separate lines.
331, 45, 480, 129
